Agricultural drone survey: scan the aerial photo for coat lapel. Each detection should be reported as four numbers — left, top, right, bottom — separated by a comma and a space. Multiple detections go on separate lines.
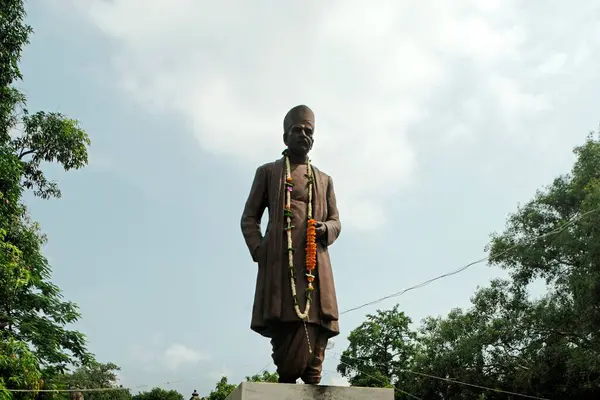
311, 165, 327, 222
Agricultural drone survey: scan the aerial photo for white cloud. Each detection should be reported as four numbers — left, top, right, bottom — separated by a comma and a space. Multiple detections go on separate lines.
128, 332, 164, 367
488, 75, 551, 121
129, 334, 209, 372
163, 343, 209, 371
208, 367, 234, 381
537, 53, 568, 75
60, 0, 600, 230
329, 374, 350, 387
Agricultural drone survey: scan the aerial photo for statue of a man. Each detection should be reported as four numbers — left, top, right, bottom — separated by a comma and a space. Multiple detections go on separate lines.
241, 105, 341, 384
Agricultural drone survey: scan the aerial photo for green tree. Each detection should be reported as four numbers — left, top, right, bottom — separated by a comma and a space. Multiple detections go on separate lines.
132, 388, 183, 400
201, 376, 235, 400
483, 132, 600, 398
198, 371, 278, 400
0, 0, 30, 144
488, 132, 600, 347
0, 145, 40, 399
412, 281, 540, 399
200, 377, 235, 400
339, 132, 600, 399
49, 362, 131, 400
0, 338, 42, 400
1, 0, 94, 397
337, 305, 418, 395
244, 370, 278, 383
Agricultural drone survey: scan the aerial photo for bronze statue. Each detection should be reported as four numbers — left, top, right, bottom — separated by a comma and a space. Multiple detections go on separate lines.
241, 105, 341, 384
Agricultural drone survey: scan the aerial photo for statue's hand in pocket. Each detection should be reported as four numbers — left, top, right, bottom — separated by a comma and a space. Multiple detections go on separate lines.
254, 236, 269, 264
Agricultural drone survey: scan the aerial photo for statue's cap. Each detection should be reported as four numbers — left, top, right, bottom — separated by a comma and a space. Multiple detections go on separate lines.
283, 105, 314, 133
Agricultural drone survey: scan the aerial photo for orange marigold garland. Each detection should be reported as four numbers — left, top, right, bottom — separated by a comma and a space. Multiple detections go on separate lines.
283, 150, 317, 321
305, 218, 317, 288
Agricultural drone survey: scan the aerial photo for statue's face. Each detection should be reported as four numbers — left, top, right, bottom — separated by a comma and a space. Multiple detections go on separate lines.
285, 123, 314, 155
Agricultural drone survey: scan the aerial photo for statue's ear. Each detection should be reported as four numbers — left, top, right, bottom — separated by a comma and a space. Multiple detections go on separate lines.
283, 131, 288, 145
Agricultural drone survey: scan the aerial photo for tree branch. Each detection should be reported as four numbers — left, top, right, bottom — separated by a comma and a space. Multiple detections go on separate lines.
18, 148, 35, 159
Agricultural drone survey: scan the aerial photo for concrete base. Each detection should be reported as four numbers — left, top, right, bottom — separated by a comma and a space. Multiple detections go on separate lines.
225, 382, 394, 400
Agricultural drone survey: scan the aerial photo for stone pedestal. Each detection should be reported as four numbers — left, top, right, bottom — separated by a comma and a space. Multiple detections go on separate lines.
225, 382, 394, 400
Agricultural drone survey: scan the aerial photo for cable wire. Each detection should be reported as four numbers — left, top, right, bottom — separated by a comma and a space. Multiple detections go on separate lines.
7, 376, 190, 393
340, 206, 599, 315
403, 369, 550, 400
253, 359, 274, 376
331, 355, 423, 400
7, 388, 128, 393
245, 206, 598, 396
7, 360, 275, 393
338, 353, 551, 400
8, 208, 596, 395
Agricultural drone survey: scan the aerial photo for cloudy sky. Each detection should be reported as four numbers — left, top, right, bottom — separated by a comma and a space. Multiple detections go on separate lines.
19, 0, 600, 395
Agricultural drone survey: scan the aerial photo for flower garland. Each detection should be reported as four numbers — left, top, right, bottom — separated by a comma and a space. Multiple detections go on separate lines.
283, 151, 318, 321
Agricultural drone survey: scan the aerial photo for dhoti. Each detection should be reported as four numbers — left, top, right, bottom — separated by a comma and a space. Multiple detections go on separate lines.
270, 322, 330, 384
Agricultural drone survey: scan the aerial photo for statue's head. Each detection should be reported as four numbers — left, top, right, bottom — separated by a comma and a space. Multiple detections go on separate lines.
283, 105, 315, 156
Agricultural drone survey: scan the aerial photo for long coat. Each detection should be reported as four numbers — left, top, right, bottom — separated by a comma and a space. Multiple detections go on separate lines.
240, 157, 341, 338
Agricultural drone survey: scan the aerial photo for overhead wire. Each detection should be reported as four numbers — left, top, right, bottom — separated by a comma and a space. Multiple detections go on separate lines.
340, 206, 600, 315
7, 387, 128, 393
253, 359, 274, 377
330, 354, 422, 400
7, 207, 597, 395
244, 206, 598, 397
337, 353, 551, 400
7, 376, 194, 393
404, 369, 550, 400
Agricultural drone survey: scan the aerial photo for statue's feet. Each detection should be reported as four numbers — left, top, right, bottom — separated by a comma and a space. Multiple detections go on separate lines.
301, 346, 325, 385
302, 375, 321, 385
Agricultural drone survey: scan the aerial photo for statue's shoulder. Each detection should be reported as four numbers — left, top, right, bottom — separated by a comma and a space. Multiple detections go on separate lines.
255, 159, 280, 174
311, 164, 331, 180
252, 159, 286, 182
260, 160, 276, 169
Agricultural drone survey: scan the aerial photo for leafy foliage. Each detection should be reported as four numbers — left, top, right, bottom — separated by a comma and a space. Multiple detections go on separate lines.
199, 372, 279, 400
47, 362, 131, 400
200, 377, 235, 400
0, 0, 31, 144
132, 388, 183, 400
1, 204, 93, 368
337, 305, 416, 389
244, 370, 278, 383
0, 339, 42, 400
11, 111, 90, 199
338, 133, 600, 399
1, 1, 97, 398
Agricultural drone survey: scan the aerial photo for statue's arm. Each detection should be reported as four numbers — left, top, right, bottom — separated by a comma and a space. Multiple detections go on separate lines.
241, 165, 268, 262
323, 176, 341, 246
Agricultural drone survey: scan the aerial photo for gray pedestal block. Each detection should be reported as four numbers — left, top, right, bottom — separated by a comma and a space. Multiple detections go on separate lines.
225, 382, 394, 400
